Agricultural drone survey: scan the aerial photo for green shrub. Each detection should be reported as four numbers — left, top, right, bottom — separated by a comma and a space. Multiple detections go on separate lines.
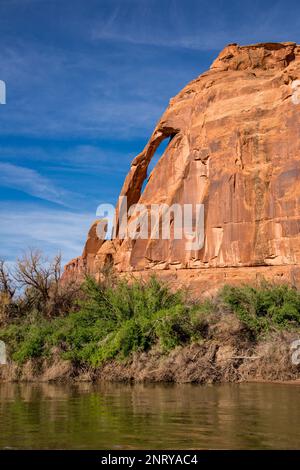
3, 276, 300, 367
0, 276, 204, 366
220, 283, 300, 334
0, 321, 53, 363
56, 277, 201, 365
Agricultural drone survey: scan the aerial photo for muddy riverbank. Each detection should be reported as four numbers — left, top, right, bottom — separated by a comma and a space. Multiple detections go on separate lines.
1, 315, 299, 384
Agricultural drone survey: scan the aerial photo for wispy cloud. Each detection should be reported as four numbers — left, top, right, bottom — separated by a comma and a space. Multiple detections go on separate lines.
91, 0, 299, 51
0, 162, 75, 206
0, 144, 131, 173
0, 41, 172, 140
0, 204, 94, 265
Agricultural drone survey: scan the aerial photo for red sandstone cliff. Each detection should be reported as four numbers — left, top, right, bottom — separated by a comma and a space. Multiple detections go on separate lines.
64, 42, 300, 292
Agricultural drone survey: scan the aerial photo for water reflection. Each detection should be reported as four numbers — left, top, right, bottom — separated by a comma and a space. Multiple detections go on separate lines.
0, 382, 299, 449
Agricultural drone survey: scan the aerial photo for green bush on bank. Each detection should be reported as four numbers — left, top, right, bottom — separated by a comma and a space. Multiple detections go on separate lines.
1, 276, 300, 366
0, 276, 206, 365
220, 283, 300, 333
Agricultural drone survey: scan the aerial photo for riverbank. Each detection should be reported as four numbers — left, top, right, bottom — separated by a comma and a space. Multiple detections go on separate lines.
1, 313, 299, 383
1, 274, 300, 384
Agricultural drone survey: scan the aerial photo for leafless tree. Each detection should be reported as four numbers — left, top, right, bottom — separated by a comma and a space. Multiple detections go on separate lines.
0, 260, 17, 324
0, 260, 15, 299
14, 250, 61, 303
13, 250, 81, 318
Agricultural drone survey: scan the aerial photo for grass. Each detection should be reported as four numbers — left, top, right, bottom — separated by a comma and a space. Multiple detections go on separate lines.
1, 277, 300, 367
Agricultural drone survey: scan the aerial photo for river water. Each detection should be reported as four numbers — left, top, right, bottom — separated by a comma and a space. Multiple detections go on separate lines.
0, 382, 299, 449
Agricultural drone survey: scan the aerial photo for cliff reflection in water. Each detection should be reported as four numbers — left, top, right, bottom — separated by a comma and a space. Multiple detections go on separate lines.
0, 382, 299, 449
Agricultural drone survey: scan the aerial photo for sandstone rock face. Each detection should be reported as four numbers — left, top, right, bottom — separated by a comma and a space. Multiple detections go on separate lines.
64, 42, 300, 292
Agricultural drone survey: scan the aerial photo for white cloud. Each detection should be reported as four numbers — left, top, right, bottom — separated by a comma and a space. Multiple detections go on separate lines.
0, 162, 76, 206
91, 0, 295, 52
92, 24, 229, 51
0, 35, 191, 140
0, 204, 94, 266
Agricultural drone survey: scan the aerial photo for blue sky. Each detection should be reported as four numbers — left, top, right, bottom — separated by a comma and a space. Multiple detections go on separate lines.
1, 0, 300, 265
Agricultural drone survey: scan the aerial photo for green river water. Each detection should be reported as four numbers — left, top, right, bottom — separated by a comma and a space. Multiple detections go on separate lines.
0, 382, 299, 449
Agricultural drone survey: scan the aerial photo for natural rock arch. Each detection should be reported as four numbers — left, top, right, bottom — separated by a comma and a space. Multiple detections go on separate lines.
63, 42, 300, 292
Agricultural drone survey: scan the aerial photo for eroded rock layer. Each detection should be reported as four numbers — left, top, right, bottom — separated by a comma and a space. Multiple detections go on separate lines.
65, 42, 300, 292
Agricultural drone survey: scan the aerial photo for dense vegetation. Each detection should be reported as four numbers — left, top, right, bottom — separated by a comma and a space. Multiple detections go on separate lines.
1, 251, 300, 367
0, 275, 207, 365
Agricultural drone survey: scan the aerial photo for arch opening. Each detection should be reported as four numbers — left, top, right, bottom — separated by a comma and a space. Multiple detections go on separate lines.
141, 133, 176, 194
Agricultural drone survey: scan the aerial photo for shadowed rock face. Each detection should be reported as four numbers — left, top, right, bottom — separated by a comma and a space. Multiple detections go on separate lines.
64, 42, 300, 290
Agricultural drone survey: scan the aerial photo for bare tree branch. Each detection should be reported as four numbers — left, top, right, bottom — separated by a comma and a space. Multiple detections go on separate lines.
14, 250, 61, 303
0, 259, 15, 299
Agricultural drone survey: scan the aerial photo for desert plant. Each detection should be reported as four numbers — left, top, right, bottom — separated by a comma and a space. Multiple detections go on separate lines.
220, 283, 300, 334
0, 276, 205, 365
3, 262, 300, 368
